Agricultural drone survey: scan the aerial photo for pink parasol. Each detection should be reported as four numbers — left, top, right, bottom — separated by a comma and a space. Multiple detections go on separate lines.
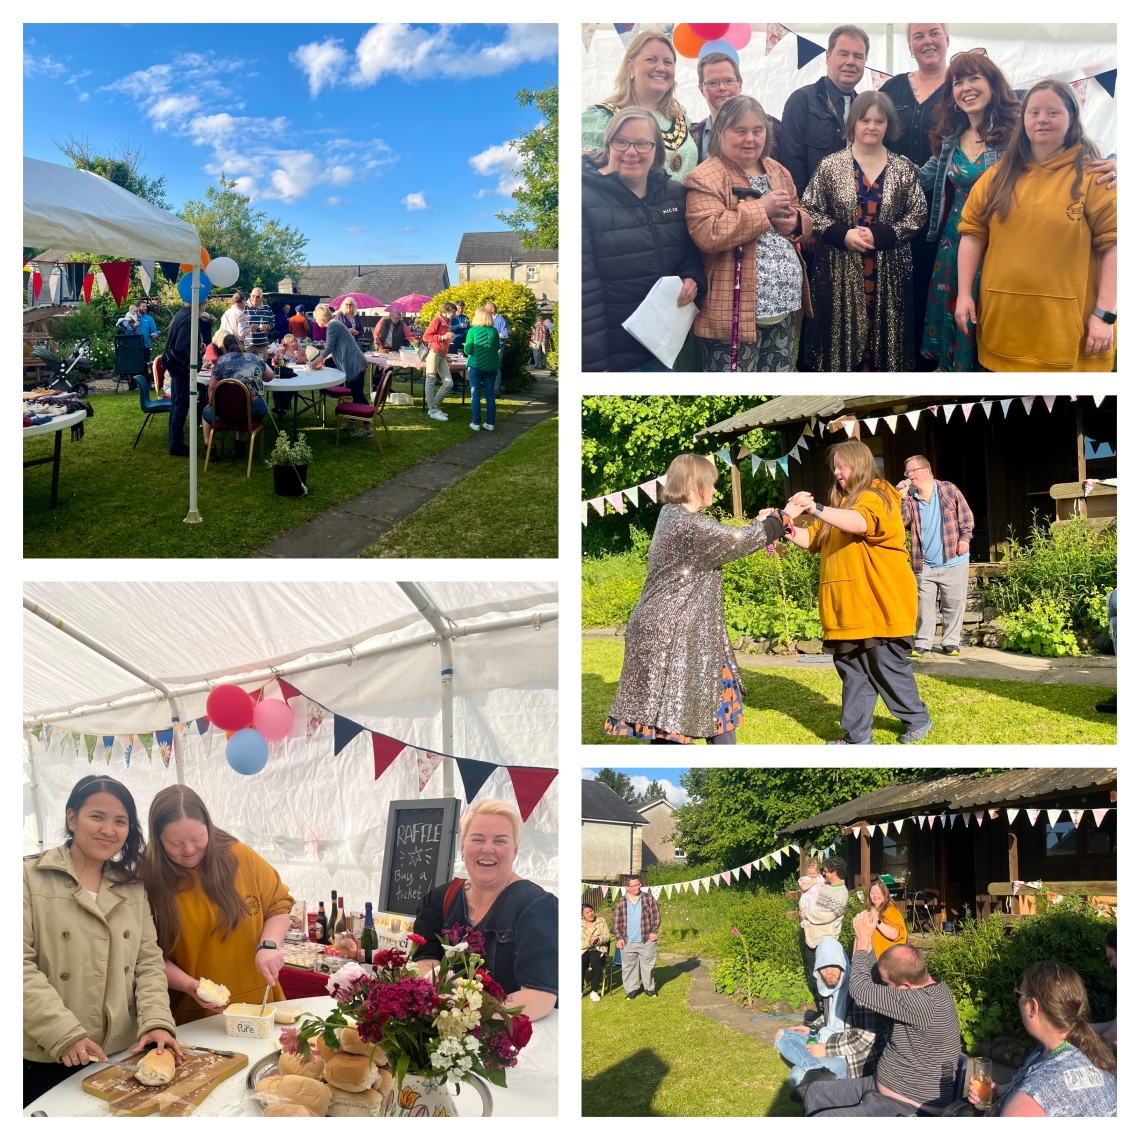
389, 294, 432, 314
330, 292, 384, 309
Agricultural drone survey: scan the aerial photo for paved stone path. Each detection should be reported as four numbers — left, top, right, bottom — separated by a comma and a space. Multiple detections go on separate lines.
255, 373, 557, 558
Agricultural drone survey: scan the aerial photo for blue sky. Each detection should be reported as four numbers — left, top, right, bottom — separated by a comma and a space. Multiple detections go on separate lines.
24, 24, 557, 278
582, 767, 689, 807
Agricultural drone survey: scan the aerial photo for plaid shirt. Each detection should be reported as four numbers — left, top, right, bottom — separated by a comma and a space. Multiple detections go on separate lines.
900, 480, 975, 575
817, 998, 888, 1079
613, 890, 660, 942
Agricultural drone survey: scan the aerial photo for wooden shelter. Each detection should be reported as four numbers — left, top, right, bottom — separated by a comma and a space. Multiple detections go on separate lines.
694, 396, 1117, 561
780, 769, 1116, 928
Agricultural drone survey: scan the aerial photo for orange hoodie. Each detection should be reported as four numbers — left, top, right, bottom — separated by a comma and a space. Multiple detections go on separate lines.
807, 480, 918, 641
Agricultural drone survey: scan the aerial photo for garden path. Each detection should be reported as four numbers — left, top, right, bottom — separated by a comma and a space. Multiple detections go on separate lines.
254, 373, 557, 557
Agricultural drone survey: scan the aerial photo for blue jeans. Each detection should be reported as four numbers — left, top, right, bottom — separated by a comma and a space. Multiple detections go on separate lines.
167, 366, 189, 451
774, 1029, 848, 1089
203, 396, 268, 424
468, 367, 496, 426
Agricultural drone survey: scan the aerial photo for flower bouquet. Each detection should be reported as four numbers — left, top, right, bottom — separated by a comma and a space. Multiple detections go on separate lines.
291, 924, 532, 1116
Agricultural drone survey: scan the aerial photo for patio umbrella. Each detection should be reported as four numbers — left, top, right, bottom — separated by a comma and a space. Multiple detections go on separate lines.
389, 293, 432, 314
330, 292, 384, 309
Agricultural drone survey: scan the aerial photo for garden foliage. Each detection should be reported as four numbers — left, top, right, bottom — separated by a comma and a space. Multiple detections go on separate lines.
546, 302, 558, 374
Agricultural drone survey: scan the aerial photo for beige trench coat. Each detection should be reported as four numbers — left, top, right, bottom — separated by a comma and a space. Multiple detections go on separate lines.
24, 844, 175, 1063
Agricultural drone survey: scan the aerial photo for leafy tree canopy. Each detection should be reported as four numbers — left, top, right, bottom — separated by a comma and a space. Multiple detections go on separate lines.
497, 83, 557, 251
638, 779, 668, 805
593, 768, 636, 804
55, 135, 171, 211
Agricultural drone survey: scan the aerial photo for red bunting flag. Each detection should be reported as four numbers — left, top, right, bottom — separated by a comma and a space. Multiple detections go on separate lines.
505, 766, 559, 821
372, 733, 405, 780
278, 678, 302, 702
101, 261, 132, 306
82, 272, 94, 304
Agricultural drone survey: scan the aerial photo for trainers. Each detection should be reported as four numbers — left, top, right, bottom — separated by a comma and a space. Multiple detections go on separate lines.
826, 736, 873, 745
351, 427, 372, 438
469, 422, 482, 431
428, 409, 448, 421
589, 991, 601, 1002
482, 423, 495, 432
941, 645, 960, 657
909, 647, 928, 658
625, 992, 636, 1001
794, 1067, 838, 1102
646, 991, 658, 999
898, 718, 934, 745
1095, 694, 1117, 714
169, 444, 191, 457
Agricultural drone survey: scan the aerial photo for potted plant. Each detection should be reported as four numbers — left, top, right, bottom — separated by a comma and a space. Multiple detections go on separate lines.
267, 432, 312, 497
290, 925, 532, 1116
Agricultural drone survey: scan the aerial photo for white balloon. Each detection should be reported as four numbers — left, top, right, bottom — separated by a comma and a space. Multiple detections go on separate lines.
207, 256, 240, 288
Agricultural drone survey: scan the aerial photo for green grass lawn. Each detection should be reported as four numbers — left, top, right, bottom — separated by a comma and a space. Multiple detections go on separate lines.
582, 964, 799, 1116
583, 639, 1116, 744
361, 415, 558, 558
23, 384, 525, 558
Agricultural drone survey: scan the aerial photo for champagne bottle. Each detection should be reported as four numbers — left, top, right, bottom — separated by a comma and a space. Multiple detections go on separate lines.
316, 902, 328, 945
361, 903, 378, 965
328, 891, 338, 941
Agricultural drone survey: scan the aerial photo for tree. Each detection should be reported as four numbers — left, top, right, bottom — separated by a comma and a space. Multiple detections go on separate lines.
593, 768, 636, 804
635, 779, 668, 805
497, 83, 557, 250
54, 135, 171, 210
181, 174, 308, 292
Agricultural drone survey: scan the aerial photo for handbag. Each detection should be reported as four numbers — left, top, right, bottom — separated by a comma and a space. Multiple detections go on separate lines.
416, 342, 430, 361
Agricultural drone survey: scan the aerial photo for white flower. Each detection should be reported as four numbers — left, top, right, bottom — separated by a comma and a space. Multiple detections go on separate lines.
443, 941, 468, 957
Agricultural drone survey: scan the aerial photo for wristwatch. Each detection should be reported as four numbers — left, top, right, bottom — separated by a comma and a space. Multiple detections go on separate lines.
1092, 307, 1117, 324
255, 941, 279, 952
812, 503, 826, 517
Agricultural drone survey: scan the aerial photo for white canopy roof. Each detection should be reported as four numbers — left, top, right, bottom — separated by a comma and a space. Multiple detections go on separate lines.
23, 582, 559, 899
23, 157, 203, 265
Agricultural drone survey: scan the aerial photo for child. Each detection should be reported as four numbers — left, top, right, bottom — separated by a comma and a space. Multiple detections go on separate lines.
798, 859, 823, 930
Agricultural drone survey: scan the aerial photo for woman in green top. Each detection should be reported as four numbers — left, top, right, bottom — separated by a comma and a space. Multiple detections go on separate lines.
582, 30, 698, 183
463, 307, 502, 432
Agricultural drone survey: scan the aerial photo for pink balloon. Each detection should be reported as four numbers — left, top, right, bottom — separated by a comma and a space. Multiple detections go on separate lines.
206, 684, 255, 732
723, 23, 752, 50
253, 698, 295, 741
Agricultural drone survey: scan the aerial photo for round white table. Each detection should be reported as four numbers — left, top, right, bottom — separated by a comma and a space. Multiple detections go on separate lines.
23, 408, 88, 508
24, 1000, 557, 1117
263, 367, 348, 436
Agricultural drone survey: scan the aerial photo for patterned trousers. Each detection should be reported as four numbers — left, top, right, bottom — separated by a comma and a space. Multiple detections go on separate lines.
698, 312, 796, 372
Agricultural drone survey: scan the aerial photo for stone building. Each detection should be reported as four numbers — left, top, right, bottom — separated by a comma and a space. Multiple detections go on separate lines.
455, 232, 558, 304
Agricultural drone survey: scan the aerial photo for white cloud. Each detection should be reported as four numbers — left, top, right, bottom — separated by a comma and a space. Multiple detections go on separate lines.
345, 226, 366, 233
582, 768, 598, 780
324, 164, 354, 186
396, 226, 419, 234
24, 52, 67, 78
149, 94, 202, 129
326, 197, 342, 206
468, 140, 523, 198
627, 775, 688, 807
290, 38, 350, 98
401, 191, 427, 211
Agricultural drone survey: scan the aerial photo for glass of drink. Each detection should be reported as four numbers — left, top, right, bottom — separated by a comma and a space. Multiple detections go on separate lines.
968, 1057, 994, 1109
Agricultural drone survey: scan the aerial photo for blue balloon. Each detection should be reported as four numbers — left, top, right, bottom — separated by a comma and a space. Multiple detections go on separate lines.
226, 728, 268, 775
699, 39, 739, 64
178, 271, 212, 304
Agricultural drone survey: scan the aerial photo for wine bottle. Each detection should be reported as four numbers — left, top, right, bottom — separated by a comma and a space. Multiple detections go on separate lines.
334, 895, 347, 937
328, 890, 338, 941
361, 903, 378, 965
316, 901, 328, 945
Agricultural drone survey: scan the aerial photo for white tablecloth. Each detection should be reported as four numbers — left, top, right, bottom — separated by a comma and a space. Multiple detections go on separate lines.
263, 367, 347, 393
22, 408, 87, 439
25, 1000, 557, 1117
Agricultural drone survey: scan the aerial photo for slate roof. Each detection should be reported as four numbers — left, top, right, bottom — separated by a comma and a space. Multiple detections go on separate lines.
291, 264, 450, 303
582, 779, 648, 825
455, 232, 558, 264
780, 769, 1117, 834
27, 250, 77, 264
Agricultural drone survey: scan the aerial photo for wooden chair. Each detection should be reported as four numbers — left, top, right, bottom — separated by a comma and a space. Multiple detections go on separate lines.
334, 369, 392, 451
204, 379, 264, 478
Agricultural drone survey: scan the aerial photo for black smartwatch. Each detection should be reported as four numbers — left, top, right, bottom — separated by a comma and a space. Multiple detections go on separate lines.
255, 940, 278, 952
1092, 307, 1117, 324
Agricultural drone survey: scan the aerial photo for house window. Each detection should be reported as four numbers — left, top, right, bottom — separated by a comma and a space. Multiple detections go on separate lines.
881, 832, 908, 883
526, 265, 538, 282
1045, 821, 1077, 857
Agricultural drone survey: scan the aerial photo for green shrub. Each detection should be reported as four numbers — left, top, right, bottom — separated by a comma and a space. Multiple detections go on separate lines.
998, 597, 1081, 657
546, 302, 558, 374
420, 279, 538, 391
710, 955, 812, 1008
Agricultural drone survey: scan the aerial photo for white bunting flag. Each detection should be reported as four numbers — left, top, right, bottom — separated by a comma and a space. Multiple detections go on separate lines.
1093, 395, 1106, 407
771, 848, 783, 864
1092, 808, 1109, 828
905, 410, 922, 430
742, 862, 752, 878
581, 503, 589, 527
940, 812, 949, 827
1070, 809, 1084, 829
980, 401, 993, 419
658, 475, 668, 488
1007, 807, 1020, 824
961, 403, 974, 422
588, 497, 605, 516
605, 492, 625, 516
884, 415, 898, 433
894, 819, 906, 834
1021, 396, 1035, 416
788, 446, 800, 465
843, 419, 856, 438
650, 885, 662, 899
790, 843, 801, 854
766, 460, 778, 478
1043, 396, 1057, 413
624, 486, 639, 509
138, 260, 155, 297
999, 399, 1014, 418
863, 417, 879, 435
752, 859, 762, 872
975, 811, 984, 827
943, 404, 956, 422
1047, 809, 1063, 827
950, 813, 959, 828
1025, 809, 1040, 826
751, 454, 763, 475
417, 750, 444, 791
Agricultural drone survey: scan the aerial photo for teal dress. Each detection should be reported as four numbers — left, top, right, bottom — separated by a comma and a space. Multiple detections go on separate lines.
921, 147, 985, 372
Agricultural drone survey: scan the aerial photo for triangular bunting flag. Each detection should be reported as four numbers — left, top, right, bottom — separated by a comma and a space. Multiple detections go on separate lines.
604, 492, 625, 516
771, 848, 783, 864
939, 812, 948, 827
884, 415, 898, 433
701, 877, 712, 891
715, 446, 732, 466
505, 766, 559, 821
1094, 69, 1116, 98
650, 886, 662, 899
742, 862, 752, 877
751, 454, 762, 475
1070, 808, 1084, 829
765, 23, 790, 54
123, 735, 135, 768
928, 405, 940, 417
581, 503, 589, 527
777, 456, 789, 476
99, 735, 114, 763
949, 814, 959, 828
905, 410, 922, 430
305, 701, 324, 741
731, 867, 740, 881
975, 811, 984, 826
1043, 396, 1056, 413
787, 446, 800, 465
373, 733, 407, 780
980, 400, 993, 419
658, 475, 668, 488
805, 421, 815, 435
863, 417, 879, 435
639, 479, 659, 504
333, 714, 367, 755
1021, 396, 1035, 416
989, 809, 1000, 820
796, 34, 826, 69
138, 260, 154, 297
1047, 809, 1063, 827
278, 678, 302, 702
1093, 395, 1106, 407
1092, 808, 1109, 828
927, 815, 936, 829
720, 872, 730, 886
416, 750, 444, 792
765, 460, 778, 478
154, 728, 174, 768
894, 819, 906, 834
456, 756, 497, 801
1071, 77, 1089, 107
869, 67, 891, 90
961, 402, 974, 422
588, 497, 605, 517
1000, 399, 1014, 418
1007, 807, 1020, 823
82, 272, 94, 303
623, 486, 639, 508
843, 419, 856, 438
1025, 809, 1040, 826
83, 734, 96, 762
195, 716, 211, 735
103, 263, 132, 305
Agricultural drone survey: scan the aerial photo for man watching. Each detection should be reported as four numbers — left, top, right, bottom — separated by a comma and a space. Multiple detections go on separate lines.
245, 287, 275, 359
135, 299, 159, 364
220, 290, 250, 344
804, 909, 960, 1116
691, 52, 744, 162
449, 300, 471, 354
613, 875, 660, 1000
801, 856, 849, 1008
897, 455, 975, 658
780, 25, 870, 195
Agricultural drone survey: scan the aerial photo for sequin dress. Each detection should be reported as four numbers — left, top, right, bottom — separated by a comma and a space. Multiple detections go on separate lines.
605, 505, 785, 741
921, 147, 985, 371
854, 164, 885, 371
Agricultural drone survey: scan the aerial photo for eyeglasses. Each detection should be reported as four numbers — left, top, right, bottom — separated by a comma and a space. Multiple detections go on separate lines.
611, 138, 655, 153
951, 47, 989, 61
1014, 987, 1027, 999
701, 79, 741, 90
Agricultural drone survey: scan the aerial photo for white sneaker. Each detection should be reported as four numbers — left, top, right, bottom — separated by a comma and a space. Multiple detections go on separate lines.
428, 409, 448, 422
469, 422, 481, 431
589, 991, 601, 1002
482, 423, 494, 432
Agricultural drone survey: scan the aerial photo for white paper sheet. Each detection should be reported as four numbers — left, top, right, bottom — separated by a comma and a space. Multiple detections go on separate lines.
621, 275, 698, 369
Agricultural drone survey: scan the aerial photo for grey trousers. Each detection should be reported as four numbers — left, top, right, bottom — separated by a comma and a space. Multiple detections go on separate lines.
915, 560, 970, 649
620, 939, 657, 995
832, 640, 929, 742
804, 1074, 918, 1117
425, 351, 453, 410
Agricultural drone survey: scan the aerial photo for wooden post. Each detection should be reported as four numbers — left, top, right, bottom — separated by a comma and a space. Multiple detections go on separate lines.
730, 441, 743, 519
799, 846, 807, 876
1007, 826, 1020, 916
859, 825, 871, 892
1076, 403, 1087, 517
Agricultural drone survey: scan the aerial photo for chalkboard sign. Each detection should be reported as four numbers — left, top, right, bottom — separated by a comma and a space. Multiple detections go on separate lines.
380, 799, 461, 916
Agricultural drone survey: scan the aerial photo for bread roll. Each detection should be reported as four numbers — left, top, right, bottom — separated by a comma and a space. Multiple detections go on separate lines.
196, 978, 230, 1006
313, 1034, 337, 1061
323, 1051, 378, 1092
327, 1087, 383, 1117
338, 1027, 387, 1065
264, 1101, 318, 1117
274, 1003, 301, 1024
373, 1066, 395, 1096
277, 1074, 331, 1117
135, 1048, 176, 1087
256, 1075, 284, 1094
279, 1051, 325, 1080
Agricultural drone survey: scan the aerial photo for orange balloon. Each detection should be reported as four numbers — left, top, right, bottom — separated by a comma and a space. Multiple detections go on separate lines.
672, 23, 704, 59
179, 247, 211, 272
225, 730, 235, 740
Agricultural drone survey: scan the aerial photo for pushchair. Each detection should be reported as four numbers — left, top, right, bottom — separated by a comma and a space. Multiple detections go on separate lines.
31, 338, 93, 399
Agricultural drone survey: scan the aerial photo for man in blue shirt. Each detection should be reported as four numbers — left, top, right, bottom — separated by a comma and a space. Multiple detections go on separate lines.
448, 301, 471, 354
136, 300, 159, 362
613, 874, 660, 1000
486, 302, 509, 393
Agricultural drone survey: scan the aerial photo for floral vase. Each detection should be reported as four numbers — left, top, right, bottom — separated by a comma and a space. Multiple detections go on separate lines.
381, 1072, 493, 1117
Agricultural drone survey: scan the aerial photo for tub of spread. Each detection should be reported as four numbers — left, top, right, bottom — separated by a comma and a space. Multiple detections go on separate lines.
223, 1003, 277, 1039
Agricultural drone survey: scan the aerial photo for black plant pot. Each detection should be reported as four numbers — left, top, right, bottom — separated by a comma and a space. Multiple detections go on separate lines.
273, 463, 308, 497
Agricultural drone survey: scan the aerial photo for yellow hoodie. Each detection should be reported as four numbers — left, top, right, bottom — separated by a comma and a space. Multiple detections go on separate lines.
958, 143, 1116, 371
807, 481, 918, 641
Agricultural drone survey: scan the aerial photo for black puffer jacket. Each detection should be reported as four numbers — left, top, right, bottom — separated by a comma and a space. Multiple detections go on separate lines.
582, 158, 707, 372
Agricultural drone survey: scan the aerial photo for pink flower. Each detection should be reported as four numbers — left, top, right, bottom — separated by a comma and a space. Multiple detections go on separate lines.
356, 975, 442, 1044
732, 928, 740, 937
327, 960, 369, 998
279, 1027, 300, 1055
407, 933, 427, 946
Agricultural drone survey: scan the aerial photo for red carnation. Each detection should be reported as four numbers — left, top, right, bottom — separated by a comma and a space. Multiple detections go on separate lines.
476, 969, 507, 1001
407, 933, 427, 945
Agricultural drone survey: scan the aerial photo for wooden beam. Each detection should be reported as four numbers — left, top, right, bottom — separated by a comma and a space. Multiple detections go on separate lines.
987, 880, 1117, 896
730, 442, 743, 519
1076, 402, 1087, 517
1007, 828, 1020, 915
860, 830, 871, 892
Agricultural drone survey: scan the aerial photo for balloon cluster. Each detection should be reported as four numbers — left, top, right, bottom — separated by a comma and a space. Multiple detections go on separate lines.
673, 22, 752, 64
206, 684, 294, 776
176, 251, 240, 303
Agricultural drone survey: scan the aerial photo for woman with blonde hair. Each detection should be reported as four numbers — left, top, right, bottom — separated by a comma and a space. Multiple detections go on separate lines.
606, 453, 803, 743
311, 300, 368, 414
864, 876, 907, 956
582, 30, 698, 181
463, 305, 501, 430
786, 439, 931, 744
411, 798, 557, 1019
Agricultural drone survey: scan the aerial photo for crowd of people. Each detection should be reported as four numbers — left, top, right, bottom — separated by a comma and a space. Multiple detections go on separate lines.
24, 778, 557, 1109
603, 439, 1061, 743
582, 25, 1117, 372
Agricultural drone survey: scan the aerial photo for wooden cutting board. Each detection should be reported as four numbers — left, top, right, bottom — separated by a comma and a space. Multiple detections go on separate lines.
82, 1050, 248, 1116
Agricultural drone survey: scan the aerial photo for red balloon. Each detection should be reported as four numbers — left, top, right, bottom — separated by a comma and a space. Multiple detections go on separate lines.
206, 684, 255, 731
689, 23, 730, 41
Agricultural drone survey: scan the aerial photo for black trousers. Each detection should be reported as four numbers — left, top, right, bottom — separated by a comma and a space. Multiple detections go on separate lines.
24, 1058, 75, 1108
832, 640, 929, 742
582, 948, 606, 992
801, 936, 818, 1002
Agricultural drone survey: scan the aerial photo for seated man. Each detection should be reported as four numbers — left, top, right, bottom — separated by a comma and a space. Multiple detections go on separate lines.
775, 937, 885, 1099
804, 910, 960, 1116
